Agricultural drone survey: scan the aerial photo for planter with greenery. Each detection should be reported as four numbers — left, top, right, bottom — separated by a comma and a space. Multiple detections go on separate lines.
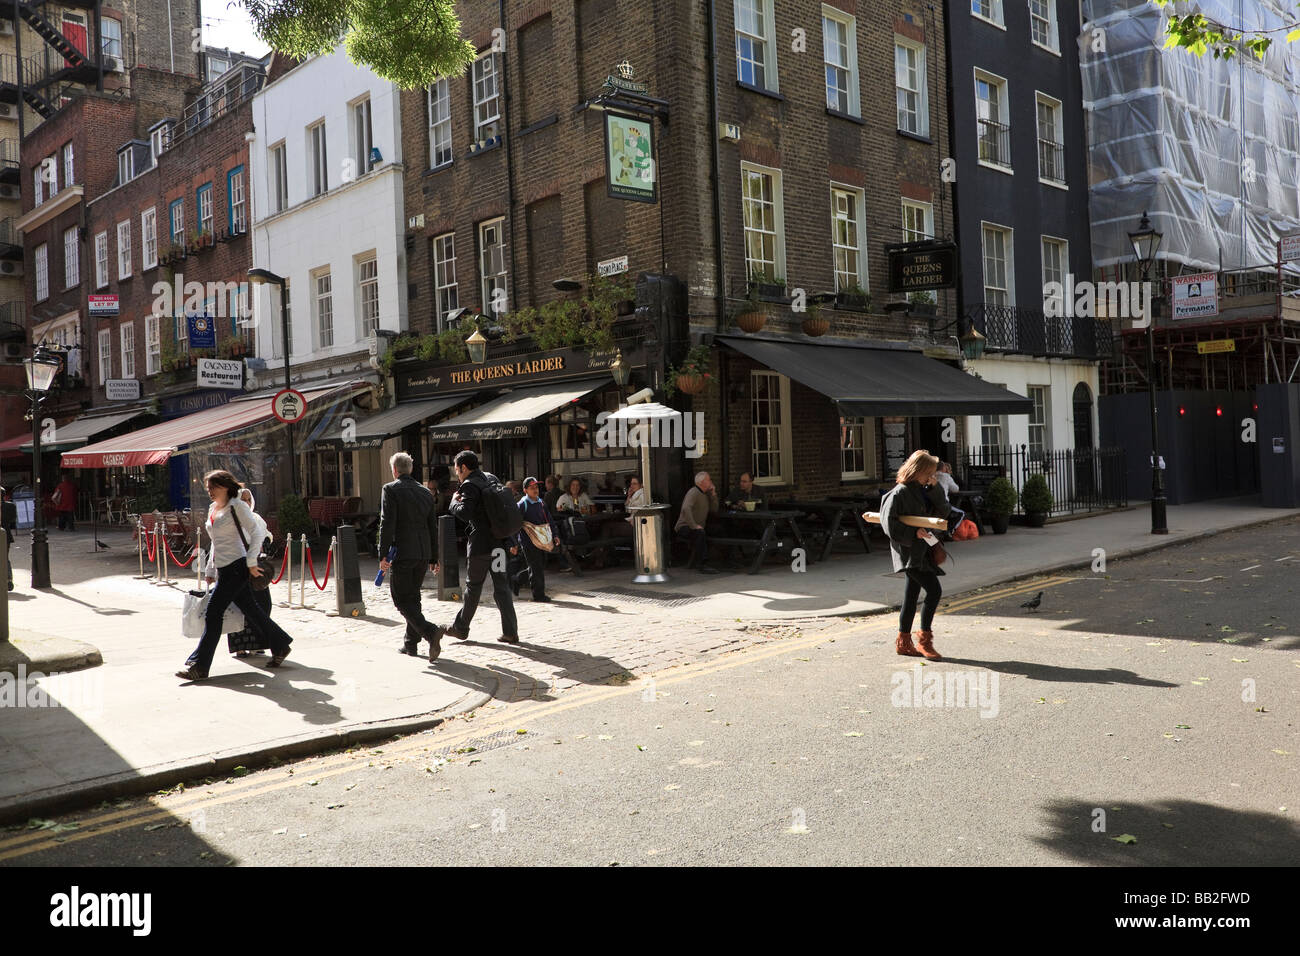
800, 300, 829, 337
1019, 474, 1053, 528
835, 284, 870, 311
986, 477, 1017, 534
662, 344, 712, 399
730, 287, 768, 334
908, 290, 937, 316
747, 269, 785, 299
218, 335, 248, 359
277, 492, 314, 557
502, 273, 633, 351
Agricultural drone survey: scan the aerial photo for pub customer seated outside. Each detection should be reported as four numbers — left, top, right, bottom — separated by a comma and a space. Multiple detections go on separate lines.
556, 477, 595, 515
727, 472, 765, 509
675, 471, 720, 574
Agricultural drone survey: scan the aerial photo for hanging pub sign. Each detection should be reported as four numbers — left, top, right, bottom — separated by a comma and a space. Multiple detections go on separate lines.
886, 240, 959, 293
187, 313, 217, 349
605, 111, 657, 203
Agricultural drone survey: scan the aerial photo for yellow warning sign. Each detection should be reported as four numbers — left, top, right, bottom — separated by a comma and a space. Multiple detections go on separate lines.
1197, 339, 1236, 354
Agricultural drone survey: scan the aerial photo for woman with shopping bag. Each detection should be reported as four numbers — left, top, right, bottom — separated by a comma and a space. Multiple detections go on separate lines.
879, 450, 950, 661
176, 470, 294, 681
222, 485, 276, 658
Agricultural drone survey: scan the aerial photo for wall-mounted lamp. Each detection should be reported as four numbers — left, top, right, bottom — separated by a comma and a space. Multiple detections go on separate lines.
465, 328, 488, 364
610, 349, 632, 386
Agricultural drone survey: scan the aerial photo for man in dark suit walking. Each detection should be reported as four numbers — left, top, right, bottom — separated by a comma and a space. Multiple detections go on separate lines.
442, 450, 518, 644
377, 452, 445, 660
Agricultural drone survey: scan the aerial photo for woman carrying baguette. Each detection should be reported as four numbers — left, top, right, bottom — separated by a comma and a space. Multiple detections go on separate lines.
879, 450, 948, 660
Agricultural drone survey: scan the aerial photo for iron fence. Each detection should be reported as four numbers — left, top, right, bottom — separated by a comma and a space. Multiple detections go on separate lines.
967, 303, 1114, 359
956, 444, 1128, 517
978, 119, 1011, 166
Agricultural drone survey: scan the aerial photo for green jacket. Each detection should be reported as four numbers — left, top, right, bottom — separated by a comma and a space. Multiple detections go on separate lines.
880, 481, 946, 575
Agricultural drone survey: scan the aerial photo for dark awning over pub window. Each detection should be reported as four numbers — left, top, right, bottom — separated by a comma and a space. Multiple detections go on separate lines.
428, 378, 610, 442
720, 336, 1032, 416
314, 397, 465, 450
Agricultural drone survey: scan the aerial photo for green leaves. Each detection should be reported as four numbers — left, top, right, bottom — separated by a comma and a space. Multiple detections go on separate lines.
1154, 2, 1285, 61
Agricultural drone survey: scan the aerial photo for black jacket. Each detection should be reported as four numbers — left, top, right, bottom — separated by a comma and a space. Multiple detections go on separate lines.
880, 481, 948, 576
377, 474, 439, 563
449, 469, 513, 556
2, 499, 15, 546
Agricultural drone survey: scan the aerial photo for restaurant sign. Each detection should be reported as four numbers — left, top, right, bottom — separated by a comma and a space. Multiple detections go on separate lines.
887, 240, 958, 293
398, 345, 644, 401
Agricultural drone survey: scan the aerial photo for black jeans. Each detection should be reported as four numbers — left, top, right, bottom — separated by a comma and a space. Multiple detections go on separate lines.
57, 510, 76, 531
899, 568, 942, 632
390, 558, 433, 645
513, 538, 547, 600
187, 560, 292, 673
453, 550, 518, 638
676, 526, 707, 566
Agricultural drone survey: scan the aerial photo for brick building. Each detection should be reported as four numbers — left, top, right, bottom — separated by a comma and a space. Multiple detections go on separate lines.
387, 0, 1026, 514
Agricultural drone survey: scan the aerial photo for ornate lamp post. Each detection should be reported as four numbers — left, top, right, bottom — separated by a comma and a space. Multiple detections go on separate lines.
1128, 211, 1167, 534
24, 346, 61, 589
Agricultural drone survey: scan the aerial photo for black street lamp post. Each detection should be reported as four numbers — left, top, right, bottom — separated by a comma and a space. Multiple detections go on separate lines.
24, 346, 61, 588
1129, 211, 1168, 534
248, 268, 297, 497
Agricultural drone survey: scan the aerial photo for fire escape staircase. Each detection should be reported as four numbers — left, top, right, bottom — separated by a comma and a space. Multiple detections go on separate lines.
0, 4, 100, 118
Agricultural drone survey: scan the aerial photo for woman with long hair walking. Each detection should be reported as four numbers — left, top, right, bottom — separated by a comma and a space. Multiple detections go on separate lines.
176, 470, 294, 681
222, 485, 275, 659
880, 450, 948, 660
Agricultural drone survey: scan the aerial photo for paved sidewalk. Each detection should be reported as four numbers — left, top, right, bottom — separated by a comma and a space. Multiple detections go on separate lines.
0, 495, 1295, 820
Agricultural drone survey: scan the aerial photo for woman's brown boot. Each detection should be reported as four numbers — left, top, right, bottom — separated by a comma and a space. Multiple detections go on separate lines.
916, 630, 942, 660
896, 632, 922, 657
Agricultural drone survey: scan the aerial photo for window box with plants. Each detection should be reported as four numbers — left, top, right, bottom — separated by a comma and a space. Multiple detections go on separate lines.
907, 290, 937, 317
986, 476, 1017, 535
835, 284, 870, 312
747, 269, 785, 300
218, 335, 249, 359
662, 344, 712, 398
730, 286, 768, 334
501, 273, 633, 352
1019, 474, 1053, 528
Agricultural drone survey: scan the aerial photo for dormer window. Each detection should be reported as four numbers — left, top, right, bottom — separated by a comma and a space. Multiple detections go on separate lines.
117, 146, 133, 184
150, 122, 173, 162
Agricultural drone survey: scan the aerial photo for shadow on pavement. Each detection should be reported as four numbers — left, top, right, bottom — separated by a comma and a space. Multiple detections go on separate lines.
491, 640, 631, 686
187, 665, 344, 726
47, 588, 137, 615
429, 658, 556, 704
939, 657, 1179, 688
1034, 798, 1300, 865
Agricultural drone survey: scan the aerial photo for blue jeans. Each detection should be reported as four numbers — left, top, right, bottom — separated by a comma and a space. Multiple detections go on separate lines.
187, 560, 292, 673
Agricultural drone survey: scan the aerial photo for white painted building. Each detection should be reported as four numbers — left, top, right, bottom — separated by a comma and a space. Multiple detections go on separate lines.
961, 354, 1100, 458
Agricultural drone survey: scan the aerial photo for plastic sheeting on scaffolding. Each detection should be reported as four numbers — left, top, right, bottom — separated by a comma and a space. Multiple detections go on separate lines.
1082, 0, 1300, 272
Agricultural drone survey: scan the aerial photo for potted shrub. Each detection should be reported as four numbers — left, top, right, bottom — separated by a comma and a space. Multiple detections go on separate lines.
277, 492, 314, 560
800, 300, 829, 337
731, 287, 768, 334
663, 344, 712, 398
908, 290, 937, 317
1019, 473, 1053, 528
747, 268, 785, 299
986, 477, 1016, 535
835, 283, 870, 311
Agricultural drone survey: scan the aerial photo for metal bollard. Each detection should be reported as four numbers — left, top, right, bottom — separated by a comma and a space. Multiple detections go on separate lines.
135, 519, 147, 579
297, 533, 308, 608
280, 536, 293, 608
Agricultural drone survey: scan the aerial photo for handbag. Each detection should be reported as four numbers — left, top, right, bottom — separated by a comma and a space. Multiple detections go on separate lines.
182, 589, 244, 639
229, 505, 276, 591
565, 517, 590, 545
523, 522, 555, 552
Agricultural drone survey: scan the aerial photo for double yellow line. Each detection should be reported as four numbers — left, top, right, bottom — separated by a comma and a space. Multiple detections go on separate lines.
0, 574, 1073, 861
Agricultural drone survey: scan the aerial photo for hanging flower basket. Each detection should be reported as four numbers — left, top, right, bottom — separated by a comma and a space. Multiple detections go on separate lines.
801, 315, 829, 337
676, 373, 707, 395
735, 309, 767, 334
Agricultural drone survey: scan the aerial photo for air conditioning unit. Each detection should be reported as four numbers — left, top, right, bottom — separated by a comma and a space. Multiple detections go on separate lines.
0, 22, 14, 37
0, 260, 23, 276
104, 55, 124, 73
0, 104, 16, 120
2, 342, 23, 360
0, 184, 19, 200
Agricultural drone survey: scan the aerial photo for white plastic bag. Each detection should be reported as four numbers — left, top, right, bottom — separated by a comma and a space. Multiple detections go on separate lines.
182, 588, 243, 639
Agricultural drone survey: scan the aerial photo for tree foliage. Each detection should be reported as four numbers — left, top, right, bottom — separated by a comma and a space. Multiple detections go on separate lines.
1153, 0, 1300, 60
240, 0, 477, 88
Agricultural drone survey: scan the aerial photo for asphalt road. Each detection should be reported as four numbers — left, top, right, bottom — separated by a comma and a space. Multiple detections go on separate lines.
5, 517, 1297, 867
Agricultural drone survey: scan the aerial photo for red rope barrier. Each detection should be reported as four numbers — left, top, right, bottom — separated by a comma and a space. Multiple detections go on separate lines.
162, 534, 197, 568
271, 546, 289, 584
142, 528, 159, 562
304, 544, 333, 590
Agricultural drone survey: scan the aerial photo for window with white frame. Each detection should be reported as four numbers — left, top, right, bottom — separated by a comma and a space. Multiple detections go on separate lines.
117, 148, 133, 185
981, 223, 1013, 306
353, 97, 373, 173
1041, 235, 1067, 313
979, 411, 1004, 455
1027, 385, 1050, 458
120, 322, 135, 378
229, 168, 246, 232
751, 370, 790, 483
830, 185, 866, 292
94, 231, 108, 289
479, 219, 507, 314
270, 142, 289, 212
116, 221, 131, 279
735, 0, 777, 91
901, 199, 934, 242
358, 255, 380, 335
145, 314, 160, 375
434, 233, 458, 328
169, 199, 185, 242
46, 154, 58, 196
975, 70, 1010, 167
98, 328, 112, 384
197, 184, 213, 235
428, 78, 452, 168
150, 124, 170, 161
62, 142, 74, 187
308, 122, 328, 196
314, 270, 333, 348
840, 416, 877, 479
101, 17, 122, 58
1036, 92, 1065, 184
35, 243, 48, 301
63, 227, 78, 288
1029, 0, 1058, 51
972, 0, 1004, 27
472, 53, 501, 140
33, 166, 43, 206
822, 9, 859, 116
141, 207, 157, 270
895, 39, 928, 136
741, 162, 784, 282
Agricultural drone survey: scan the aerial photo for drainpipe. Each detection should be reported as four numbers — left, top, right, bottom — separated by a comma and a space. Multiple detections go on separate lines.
707, 0, 730, 489
498, 0, 520, 317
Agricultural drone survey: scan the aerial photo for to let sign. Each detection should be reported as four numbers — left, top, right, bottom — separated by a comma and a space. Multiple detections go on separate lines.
196, 358, 244, 390
89, 295, 120, 317
887, 241, 958, 293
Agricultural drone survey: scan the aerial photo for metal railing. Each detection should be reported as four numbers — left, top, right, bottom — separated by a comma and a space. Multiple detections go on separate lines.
0, 139, 18, 173
171, 63, 266, 147
978, 119, 1011, 166
967, 303, 1114, 359
957, 445, 1128, 517
1037, 138, 1065, 184
0, 217, 21, 250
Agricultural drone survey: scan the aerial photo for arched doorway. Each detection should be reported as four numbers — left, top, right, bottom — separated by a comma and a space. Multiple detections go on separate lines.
1073, 382, 1096, 499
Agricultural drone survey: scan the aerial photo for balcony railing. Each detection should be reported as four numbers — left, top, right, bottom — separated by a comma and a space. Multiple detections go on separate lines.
1037, 138, 1065, 184
967, 303, 1114, 359
978, 119, 1011, 167
171, 63, 266, 148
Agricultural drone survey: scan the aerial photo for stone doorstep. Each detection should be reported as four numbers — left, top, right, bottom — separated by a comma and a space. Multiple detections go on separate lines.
0, 633, 103, 677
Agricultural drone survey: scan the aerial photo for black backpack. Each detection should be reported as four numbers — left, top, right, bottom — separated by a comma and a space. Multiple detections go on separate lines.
471, 471, 524, 539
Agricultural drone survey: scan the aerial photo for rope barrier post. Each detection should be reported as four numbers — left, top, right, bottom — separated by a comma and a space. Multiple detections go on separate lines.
134, 518, 146, 579
280, 536, 293, 608
153, 512, 165, 585
297, 533, 308, 608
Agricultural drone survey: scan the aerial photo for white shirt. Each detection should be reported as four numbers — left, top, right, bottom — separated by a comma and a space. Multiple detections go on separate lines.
557, 492, 593, 513
204, 497, 268, 575
624, 487, 648, 522
936, 472, 960, 496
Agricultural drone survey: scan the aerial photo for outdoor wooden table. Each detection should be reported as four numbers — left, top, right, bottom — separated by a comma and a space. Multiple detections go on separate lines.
711, 508, 808, 574
771, 499, 872, 562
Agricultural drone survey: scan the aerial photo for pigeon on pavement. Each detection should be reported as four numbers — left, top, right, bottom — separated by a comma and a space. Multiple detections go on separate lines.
1020, 591, 1043, 611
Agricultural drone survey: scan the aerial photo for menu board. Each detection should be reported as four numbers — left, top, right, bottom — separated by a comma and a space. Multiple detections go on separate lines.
883, 419, 908, 475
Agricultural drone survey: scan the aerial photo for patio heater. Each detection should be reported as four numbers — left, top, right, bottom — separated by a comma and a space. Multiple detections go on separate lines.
606, 393, 678, 584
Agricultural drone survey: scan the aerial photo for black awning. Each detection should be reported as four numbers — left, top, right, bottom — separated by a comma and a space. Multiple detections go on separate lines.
720, 337, 1032, 416
428, 378, 610, 442
314, 396, 465, 450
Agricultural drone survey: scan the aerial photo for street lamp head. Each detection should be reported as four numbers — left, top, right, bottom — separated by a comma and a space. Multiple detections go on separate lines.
24, 346, 61, 393
610, 349, 632, 386
959, 324, 987, 361
1128, 211, 1163, 275
465, 329, 488, 364
248, 267, 285, 287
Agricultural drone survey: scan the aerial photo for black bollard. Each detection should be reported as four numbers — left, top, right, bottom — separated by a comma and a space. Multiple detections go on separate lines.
436, 514, 461, 601
334, 525, 366, 618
